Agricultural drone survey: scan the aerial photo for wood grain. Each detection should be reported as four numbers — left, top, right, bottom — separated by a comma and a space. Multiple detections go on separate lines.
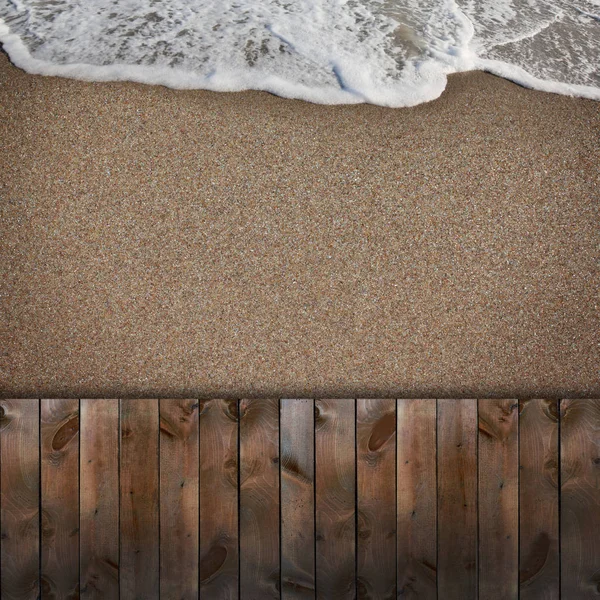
560, 399, 600, 599
160, 399, 200, 599
519, 399, 559, 600
280, 399, 315, 599
396, 399, 436, 600
120, 399, 159, 600
437, 399, 477, 600
5, 396, 600, 599
0, 400, 40, 600
314, 399, 355, 600
199, 399, 239, 599
357, 399, 396, 600
41, 399, 80, 600
239, 399, 280, 600
80, 399, 119, 599
478, 399, 519, 600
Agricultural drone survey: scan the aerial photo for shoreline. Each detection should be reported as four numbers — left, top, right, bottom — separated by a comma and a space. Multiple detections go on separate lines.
1, 52, 598, 398
2, 8, 600, 106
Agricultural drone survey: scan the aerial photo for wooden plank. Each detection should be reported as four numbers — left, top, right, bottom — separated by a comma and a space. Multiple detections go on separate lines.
478, 399, 519, 600
41, 399, 80, 599
0, 400, 40, 600
396, 399, 436, 600
356, 398, 396, 600
199, 399, 239, 599
120, 399, 159, 600
519, 399, 559, 600
437, 399, 477, 600
560, 399, 600, 599
80, 399, 120, 599
314, 399, 355, 600
159, 399, 200, 599
280, 399, 315, 599
239, 399, 280, 600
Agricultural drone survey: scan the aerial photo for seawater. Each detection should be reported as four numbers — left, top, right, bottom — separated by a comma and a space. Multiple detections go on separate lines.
0, 0, 598, 106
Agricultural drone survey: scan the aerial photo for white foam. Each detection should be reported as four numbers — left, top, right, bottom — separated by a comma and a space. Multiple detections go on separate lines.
459, 0, 600, 91
0, 0, 598, 106
575, 7, 600, 21
477, 57, 600, 100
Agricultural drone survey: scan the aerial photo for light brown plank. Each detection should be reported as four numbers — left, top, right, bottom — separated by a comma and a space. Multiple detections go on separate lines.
199, 399, 239, 599
519, 399, 559, 600
478, 399, 519, 600
160, 399, 200, 599
560, 399, 600, 599
120, 399, 159, 600
315, 399, 355, 600
239, 399, 280, 600
357, 398, 396, 600
80, 399, 119, 599
41, 399, 80, 599
396, 399, 436, 600
281, 399, 315, 599
437, 399, 477, 600
0, 400, 40, 600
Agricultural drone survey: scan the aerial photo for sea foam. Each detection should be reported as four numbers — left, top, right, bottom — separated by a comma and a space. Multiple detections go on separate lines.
0, 0, 598, 106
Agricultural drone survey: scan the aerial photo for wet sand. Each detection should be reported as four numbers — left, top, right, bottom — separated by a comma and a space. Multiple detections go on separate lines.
1, 51, 598, 398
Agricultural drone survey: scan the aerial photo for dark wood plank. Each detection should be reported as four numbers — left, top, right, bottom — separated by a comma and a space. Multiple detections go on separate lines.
356, 398, 396, 600
80, 399, 119, 599
519, 399, 559, 600
41, 399, 80, 599
160, 399, 200, 599
0, 400, 40, 600
437, 399, 477, 600
280, 399, 315, 599
239, 399, 280, 600
120, 399, 159, 600
396, 399, 436, 600
199, 399, 239, 599
560, 399, 600, 599
315, 399, 355, 600
478, 399, 519, 600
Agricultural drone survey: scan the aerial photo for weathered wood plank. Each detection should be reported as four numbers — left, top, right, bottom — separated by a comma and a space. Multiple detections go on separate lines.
0, 400, 40, 600
519, 399, 559, 600
396, 399, 436, 600
7, 395, 600, 600
560, 399, 600, 599
160, 399, 200, 599
80, 399, 119, 599
199, 399, 239, 599
478, 399, 519, 600
357, 399, 396, 600
239, 399, 280, 600
437, 399, 477, 600
120, 399, 159, 600
314, 399, 355, 600
41, 399, 80, 599
281, 399, 315, 599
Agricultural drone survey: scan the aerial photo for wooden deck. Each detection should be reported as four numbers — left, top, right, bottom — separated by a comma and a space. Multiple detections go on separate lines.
0, 399, 598, 599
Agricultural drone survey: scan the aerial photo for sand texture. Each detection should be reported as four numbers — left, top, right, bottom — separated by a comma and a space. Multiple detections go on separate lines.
1, 52, 598, 398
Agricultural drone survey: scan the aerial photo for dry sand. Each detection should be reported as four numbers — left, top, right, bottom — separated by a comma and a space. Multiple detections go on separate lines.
0, 51, 598, 399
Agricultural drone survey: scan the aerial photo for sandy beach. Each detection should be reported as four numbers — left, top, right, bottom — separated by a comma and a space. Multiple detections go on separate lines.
1, 50, 598, 399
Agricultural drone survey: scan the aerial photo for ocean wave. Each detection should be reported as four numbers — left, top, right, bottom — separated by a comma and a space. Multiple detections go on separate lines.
0, 0, 598, 106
